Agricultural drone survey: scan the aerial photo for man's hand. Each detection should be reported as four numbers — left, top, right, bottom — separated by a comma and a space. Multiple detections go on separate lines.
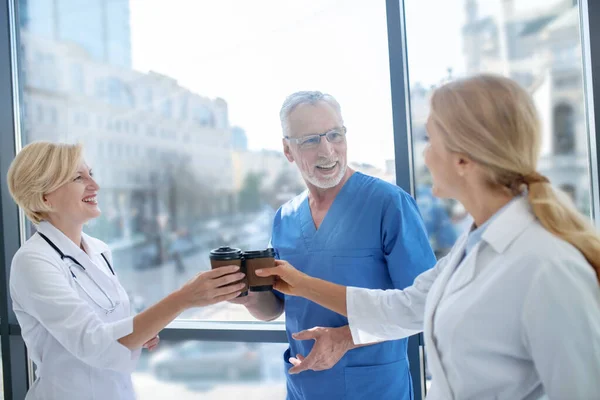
288, 325, 355, 374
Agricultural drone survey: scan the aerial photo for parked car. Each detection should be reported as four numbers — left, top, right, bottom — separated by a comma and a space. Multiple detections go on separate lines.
149, 341, 261, 382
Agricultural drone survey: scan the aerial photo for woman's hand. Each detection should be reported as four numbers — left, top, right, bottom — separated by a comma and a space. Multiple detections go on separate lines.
142, 335, 160, 351
255, 260, 311, 297
178, 265, 245, 308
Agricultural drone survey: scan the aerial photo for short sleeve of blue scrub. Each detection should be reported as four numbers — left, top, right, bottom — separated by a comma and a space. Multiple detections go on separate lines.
270, 172, 436, 400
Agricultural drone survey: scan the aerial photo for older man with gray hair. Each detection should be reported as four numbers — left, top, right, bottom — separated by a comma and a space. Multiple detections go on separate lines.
234, 91, 436, 399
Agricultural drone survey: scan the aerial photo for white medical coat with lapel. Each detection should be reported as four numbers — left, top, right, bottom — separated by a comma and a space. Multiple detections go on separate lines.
347, 197, 600, 399
10, 221, 140, 400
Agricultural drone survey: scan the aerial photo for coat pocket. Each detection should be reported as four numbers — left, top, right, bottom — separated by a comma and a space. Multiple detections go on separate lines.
344, 359, 413, 400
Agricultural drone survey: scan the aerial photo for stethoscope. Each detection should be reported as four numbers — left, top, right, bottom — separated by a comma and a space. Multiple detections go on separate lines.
37, 232, 120, 314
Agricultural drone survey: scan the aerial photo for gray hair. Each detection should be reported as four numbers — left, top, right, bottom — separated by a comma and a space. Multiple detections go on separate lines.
279, 91, 343, 137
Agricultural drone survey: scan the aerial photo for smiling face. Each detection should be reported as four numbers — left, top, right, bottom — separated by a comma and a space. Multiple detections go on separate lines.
44, 160, 101, 226
283, 101, 348, 189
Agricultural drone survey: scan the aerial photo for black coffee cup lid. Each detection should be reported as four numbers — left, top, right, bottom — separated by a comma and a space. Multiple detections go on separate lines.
210, 246, 242, 260
243, 248, 276, 259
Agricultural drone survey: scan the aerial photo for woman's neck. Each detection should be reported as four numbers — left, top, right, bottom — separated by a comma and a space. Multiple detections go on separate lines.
460, 187, 515, 228
45, 217, 83, 249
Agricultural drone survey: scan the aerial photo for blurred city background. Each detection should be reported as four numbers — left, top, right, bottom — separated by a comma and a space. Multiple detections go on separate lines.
14, 0, 589, 397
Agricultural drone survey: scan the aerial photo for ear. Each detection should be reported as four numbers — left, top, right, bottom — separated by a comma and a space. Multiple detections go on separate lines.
454, 153, 474, 178
283, 138, 294, 163
42, 195, 51, 207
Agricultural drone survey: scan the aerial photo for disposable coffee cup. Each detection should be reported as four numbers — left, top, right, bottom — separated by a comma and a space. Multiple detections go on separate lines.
243, 248, 276, 292
209, 246, 248, 297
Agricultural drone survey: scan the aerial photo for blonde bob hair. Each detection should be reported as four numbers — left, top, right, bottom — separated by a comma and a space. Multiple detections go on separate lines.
429, 74, 600, 284
7, 141, 83, 224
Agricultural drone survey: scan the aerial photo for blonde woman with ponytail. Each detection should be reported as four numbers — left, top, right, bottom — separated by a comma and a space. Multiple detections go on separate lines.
255, 74, 600, 399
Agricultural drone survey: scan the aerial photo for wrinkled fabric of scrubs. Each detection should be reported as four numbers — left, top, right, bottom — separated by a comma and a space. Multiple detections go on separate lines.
271, 172, 436, 400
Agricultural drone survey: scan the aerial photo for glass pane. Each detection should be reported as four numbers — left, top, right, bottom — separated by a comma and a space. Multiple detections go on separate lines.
16, 0, 393, 322
134, 340, 287, 399
405, 0, 589, 393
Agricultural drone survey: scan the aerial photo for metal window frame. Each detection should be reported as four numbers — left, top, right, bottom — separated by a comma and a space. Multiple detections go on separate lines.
385, 0, 426, 398
580, 0, 600, 228
0, 0, 29, 398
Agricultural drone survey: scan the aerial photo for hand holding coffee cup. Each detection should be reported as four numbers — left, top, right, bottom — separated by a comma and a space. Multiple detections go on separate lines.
255, 259, 311, 297
244, 248, 276, 291
178, 265, 246, 308
209, 247, 248, 297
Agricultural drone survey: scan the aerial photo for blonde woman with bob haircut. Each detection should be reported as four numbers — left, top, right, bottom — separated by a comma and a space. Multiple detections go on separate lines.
7, 141, 246, 400
255, 74, 600, 399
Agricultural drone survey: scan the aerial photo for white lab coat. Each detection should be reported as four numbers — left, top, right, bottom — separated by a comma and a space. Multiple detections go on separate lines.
10, 221, 140, 400
347, 197, 600, 400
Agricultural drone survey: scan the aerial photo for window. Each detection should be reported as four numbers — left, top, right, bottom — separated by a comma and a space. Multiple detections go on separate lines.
133, 339, 287, 398
179, 95, 189, 120
193, 105, 214, 127
407, 0, 590, 254
144, 88, 153, 111
405, 0, 591, 392
559, 183, 577, 202
33, 52, 58, 90
35, 103, 43, 123
70, 63, 84, 93
161, 99, 172, 118
554, 103, 576, 154
18, 0, 393, 325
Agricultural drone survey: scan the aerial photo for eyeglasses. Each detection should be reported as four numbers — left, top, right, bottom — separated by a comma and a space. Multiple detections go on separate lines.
285, 126, 347, 150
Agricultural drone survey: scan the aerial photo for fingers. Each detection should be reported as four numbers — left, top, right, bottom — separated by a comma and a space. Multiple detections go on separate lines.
255, 264, 285, 277
289, 356, 302, 366
292, 328, 319, 341
143, 335, 160, 351
213, 272, 245, 288
204, 265, 240, 278
213, 290, 244, 304
289, 353, 314, 374
213, 281, 246, 298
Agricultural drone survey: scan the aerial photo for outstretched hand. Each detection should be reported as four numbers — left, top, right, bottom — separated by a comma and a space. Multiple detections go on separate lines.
287, 326, 355, 374
255, 260, 311, 297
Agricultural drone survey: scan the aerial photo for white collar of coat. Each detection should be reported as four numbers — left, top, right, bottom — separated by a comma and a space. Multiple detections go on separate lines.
480, 196, 535, 254
37, 220, 110, 256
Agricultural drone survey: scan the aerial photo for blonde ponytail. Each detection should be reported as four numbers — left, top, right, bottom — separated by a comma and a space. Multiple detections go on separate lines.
526, 178, 600, 284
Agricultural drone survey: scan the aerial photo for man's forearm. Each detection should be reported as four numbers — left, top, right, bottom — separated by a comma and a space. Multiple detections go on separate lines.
244, 291, 284, 321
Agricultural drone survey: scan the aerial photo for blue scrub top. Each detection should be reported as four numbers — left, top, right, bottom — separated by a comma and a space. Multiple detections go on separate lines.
271, 172, 436, 400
